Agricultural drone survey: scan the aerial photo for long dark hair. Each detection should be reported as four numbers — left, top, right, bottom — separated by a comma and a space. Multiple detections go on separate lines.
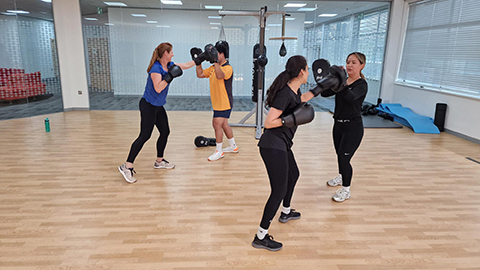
147, 42, 172, 73
265, 55, 307, 107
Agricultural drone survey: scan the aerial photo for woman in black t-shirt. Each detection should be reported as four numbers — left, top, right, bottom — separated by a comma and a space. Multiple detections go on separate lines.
252, 55, 317, 251
321, 52, 368, 203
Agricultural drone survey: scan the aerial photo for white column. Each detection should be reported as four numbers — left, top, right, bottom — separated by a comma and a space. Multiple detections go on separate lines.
379, 0, 408, 103
52, 0, 89, 110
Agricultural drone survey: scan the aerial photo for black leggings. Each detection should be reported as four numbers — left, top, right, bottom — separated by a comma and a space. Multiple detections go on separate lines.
259, 147, 300, 229
127, 98, 170, 163
333, 120, 364, 187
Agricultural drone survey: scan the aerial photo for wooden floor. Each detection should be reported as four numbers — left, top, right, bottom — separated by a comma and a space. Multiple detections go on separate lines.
1, 110, 480, 270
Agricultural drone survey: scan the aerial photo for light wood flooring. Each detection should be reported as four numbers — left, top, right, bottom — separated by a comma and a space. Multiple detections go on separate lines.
1, 111, 480, 270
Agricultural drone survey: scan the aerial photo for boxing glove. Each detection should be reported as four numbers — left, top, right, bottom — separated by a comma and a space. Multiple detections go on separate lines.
204, 44, 219, 63
163, 64, 183, 83
281, 102, 315, 128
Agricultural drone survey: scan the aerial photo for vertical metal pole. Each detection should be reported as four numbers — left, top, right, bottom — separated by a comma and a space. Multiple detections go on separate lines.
255, 6, 267, 139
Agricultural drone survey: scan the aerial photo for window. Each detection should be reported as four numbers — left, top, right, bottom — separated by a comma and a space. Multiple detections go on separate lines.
397, 0, 480, 99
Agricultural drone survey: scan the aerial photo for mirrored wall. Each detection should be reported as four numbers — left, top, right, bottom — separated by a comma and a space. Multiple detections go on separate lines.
0, 0, 63, 120
80, 0, 390, 112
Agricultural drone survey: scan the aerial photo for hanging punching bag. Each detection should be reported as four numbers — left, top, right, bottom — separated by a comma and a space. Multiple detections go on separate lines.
279, 42, 287, 57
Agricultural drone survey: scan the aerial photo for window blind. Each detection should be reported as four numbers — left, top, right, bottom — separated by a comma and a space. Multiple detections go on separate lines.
397, 0, 480, 98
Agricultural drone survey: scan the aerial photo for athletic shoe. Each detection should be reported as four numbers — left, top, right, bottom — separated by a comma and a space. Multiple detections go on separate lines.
251, 234, 283, 251
332, 187, 351, 202
208, 150, 224, 161
327, 174, 342, 187
278, 209, 301, 223
154, 159, 175, 169
118, 163, 136, 183
222, 145, 239, 153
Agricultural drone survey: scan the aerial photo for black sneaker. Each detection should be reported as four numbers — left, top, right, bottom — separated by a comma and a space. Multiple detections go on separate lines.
251, 234, 283, 251
278, 209, 301, 223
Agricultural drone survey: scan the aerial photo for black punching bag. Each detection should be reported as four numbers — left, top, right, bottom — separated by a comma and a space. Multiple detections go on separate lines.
434, 103, 447, 132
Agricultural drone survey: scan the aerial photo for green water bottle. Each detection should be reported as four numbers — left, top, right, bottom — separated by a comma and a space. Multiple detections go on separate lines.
45, 118, 50, 132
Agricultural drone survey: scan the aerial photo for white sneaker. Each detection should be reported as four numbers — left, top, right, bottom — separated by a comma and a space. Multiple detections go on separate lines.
327, 174, 342, 187
222, 145, 239, 153
154, 159, 175, 169
332, 187, 351, 202
208, 150, 224, 161
118, 163, 137, 183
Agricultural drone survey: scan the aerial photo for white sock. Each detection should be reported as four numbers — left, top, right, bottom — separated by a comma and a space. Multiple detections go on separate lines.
228, 137, 236, 147
343, 186, 350, 191
216, 142, 223, 152
257, 227, 268, 240
282, 206, 291, 214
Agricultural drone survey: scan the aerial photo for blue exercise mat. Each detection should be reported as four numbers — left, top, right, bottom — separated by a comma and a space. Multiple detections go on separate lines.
376, 103, 440, 134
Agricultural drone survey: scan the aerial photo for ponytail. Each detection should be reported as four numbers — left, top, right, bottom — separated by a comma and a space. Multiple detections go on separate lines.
265, 55, 307, 107
147, 42, 172, 73
265, 71, 292, 107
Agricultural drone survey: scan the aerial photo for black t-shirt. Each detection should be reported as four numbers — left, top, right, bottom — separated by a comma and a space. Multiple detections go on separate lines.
258, 85, 302, 151
321, 78, 368, 121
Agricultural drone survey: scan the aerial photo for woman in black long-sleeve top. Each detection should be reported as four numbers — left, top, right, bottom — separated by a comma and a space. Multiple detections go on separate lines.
321, 52, 367, 202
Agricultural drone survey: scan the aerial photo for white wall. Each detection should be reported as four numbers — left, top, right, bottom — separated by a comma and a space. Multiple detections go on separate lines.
381, 0, 480, 140
52, 0, 89, 110
107, 8, 305, 97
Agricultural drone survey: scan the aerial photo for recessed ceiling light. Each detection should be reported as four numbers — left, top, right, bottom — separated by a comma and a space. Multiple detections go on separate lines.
205, 5, 222, 10
146, 21, 158, 24
284, 3, 306, 8
103, 2, 127, 7
1, 12, 16, 15
156, 25, 170, 28
318, 14, 337, 17
208, 16, 222, 19
210, 22, 221, 25
105, 23, 114, 26
298, 7, 317, 11
267, 24, 282, 27
161, 0, 183, 5
211, 27, 219, 30
131, 14, 147, 17
6, 10, 30, 14
285, 18, 295, 21
84, 18, 98, 21
304, 21, 313, 24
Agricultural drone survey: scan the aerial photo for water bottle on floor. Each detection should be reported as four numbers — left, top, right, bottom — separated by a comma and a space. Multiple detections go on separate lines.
45, 118, 50, 132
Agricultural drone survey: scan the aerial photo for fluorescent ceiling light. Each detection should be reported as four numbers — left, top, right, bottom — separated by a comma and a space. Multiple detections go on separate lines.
146, 21, 158, 24
210, 22, 221, 25
208, 16, 221, 19
105, 23, 114, 26
285, 18, 295, 21
318, 14, 337, 17
284, 3, 306, 8
156, 25, 170, 28
6, 10, 30, 14
41, 0, 52, 3
1, 12, 16, 15
304, 21, 313, 24
161, 0, 183, 5
205, 5, 222, 10
298, 7, 317, 11
84, 18, 98, 21
267, 24, 282, 27
131, 14, 146, 17
104, 2, 127, 7
211, 27, 219, 30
